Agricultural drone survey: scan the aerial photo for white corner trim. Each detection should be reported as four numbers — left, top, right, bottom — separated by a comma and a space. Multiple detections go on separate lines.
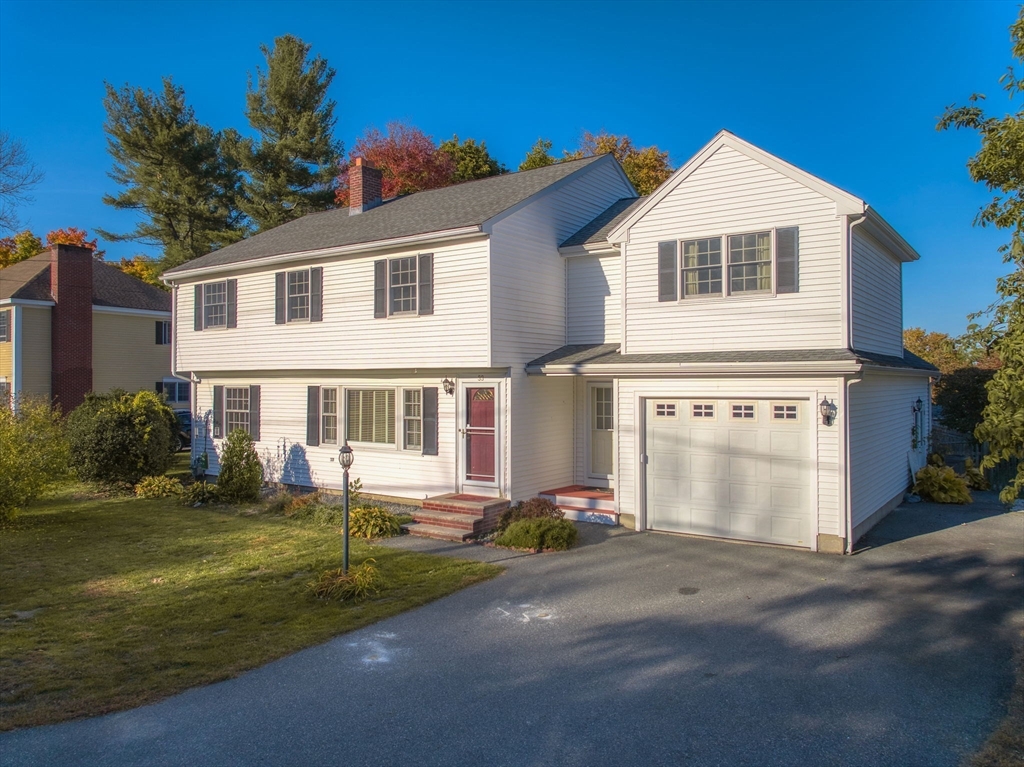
12, 305, 22, 396
0, 298, 55, 307
92, 305, 171, 318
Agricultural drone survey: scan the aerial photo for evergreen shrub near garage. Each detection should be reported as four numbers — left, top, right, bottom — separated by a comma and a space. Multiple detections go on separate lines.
494, 517, 578, 551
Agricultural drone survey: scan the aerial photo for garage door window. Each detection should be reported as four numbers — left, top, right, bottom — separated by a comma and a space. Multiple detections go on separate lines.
731, 403, 756, 420
772, 403, 799, 421
654, 402, 677, 418
691, 403, 715, 419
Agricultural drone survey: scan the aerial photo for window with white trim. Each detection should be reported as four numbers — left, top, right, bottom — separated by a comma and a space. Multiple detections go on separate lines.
203, 282, 227, 327
347, 389, 396, 444
322, 387, 338, 444
389, 257, 417, 314
156, 320, 171, 345
1, 311, 12, 342
773, 403, 799, 421
682, 237, 722, 298
403, 389, 422, 450
691, 403, 715, 419
728, 232, 772, 293
225, 387, 250, 435
157, 379, 190, 403
654, 402, 677, 418
731, 403, 756, 420
287, 269, 310, 321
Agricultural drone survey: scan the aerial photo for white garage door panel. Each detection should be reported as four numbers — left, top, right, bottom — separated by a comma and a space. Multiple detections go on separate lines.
646, 399, 810, 547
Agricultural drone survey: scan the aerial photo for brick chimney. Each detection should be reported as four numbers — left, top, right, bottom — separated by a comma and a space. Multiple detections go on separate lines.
49, 244, 93, 412
349, 157, 383, 215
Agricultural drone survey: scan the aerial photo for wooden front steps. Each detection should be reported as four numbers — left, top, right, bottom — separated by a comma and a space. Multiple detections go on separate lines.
539, 485, 618, 526
402, 493, 510, 541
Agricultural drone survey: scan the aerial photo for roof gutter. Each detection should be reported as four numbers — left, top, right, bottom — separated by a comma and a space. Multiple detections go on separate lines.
161, 225, 485, 284
526, 360, 865, 376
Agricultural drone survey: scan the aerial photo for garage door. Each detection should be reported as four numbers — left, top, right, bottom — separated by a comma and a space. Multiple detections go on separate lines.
645, 399, 811, 547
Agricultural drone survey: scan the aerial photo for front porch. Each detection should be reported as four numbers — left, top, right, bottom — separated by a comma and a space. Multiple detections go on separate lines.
539, 485, 618, 526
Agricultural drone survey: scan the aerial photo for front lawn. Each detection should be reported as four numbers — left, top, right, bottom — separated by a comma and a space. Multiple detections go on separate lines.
0, 484, 501, 731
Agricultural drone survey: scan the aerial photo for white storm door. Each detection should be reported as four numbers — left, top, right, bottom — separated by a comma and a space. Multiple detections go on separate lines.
589, 383, 614, 479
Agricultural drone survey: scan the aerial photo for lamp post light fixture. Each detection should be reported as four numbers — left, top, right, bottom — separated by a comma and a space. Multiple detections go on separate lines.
339, 443, 354, 574
819, 396, 836, 427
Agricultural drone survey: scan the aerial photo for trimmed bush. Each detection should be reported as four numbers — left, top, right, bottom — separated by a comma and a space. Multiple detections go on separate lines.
494, 517, 578, 551
496, 497, 564, 532
66, 390, 178, 486
962, 458, 990, 491
0, 398, 69, 522
913, 465, 973, 504
350, 506, 401, 538
216, 429, 263, 503
134, 475, 183, 499
180, 481, 219, 505
308, 559, 383, 601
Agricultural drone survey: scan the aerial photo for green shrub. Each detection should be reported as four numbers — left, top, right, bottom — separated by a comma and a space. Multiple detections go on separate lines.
0, 398, 70, 523
350, 506, 402, 538
962, 458, 990, 491
289, 501, 343, 526
180, 481, 219, 505
494, 517, 578, 551
66, 390, 178, 486
496, 497, 564, 532
134, 475, 183, 499
308, 559, 383, 601
216, 429, 263, 503
913, 465, 973, 504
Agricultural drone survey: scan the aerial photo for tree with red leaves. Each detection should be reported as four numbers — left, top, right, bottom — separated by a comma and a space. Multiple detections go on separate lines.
45, 227, 106, 259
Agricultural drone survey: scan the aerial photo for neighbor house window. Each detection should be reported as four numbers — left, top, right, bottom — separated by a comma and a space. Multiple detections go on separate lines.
728, 232, 772, 293
389, 257, 417, 314
0, 380, 10, 408
157, 379, 190, 403
225, 387, 251, 435
731, 403, 756, 420
156, 320, 171, 345
347, 389, 396, 444
322, 387, 338, 444
203, 282, 227, 327
287, 269, 310, 321
403, 389, 422, 450
682, 237, 722, 298
0, 310, 10, 342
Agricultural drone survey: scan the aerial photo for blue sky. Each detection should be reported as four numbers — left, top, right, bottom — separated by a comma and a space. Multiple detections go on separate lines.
0, 0, 1017, 336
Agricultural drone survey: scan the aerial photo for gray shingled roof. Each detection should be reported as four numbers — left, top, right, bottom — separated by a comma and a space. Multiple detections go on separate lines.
0, 253, 171, 312
560, 197, 646, 248
527, 343, 939, 372
163, 155, 610, 277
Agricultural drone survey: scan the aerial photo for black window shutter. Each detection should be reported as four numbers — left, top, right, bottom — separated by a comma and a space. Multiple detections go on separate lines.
310, 267, 323, 322
418, 253, 433, 315
155, 321, 162, 345
213, 385, 224, 438
422, 387, 438, 456
249, 385, 261, 441
776, 227, 799, 294
155, 381, 164, 396
275, 272, 286, 324
194, 285, 204, 331
373, 260, 386, 318
658, 241, 678, 302
307, 385, 321, 446
227, 279, 238, 328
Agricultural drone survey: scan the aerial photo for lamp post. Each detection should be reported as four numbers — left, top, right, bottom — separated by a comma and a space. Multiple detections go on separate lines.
339, 443, 354, 574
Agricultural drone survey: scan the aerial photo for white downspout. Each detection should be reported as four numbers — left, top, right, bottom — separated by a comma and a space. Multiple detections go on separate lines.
843, 374, 862, 554
846, 213, 868, 350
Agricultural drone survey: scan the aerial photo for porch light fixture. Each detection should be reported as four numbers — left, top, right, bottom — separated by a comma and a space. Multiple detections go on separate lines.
819, 396, 836, 427
339, 443, 354, 573
913, 397, 923, 414
442, 377, 455, 396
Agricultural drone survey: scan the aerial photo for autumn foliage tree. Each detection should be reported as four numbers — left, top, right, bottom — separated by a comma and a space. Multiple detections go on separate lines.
563, 131, 673, 195
116, 255, 166, 289
0, 227, 104, 268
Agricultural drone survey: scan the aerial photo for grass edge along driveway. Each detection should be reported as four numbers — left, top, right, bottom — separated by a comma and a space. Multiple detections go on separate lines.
0, 486, 501, 731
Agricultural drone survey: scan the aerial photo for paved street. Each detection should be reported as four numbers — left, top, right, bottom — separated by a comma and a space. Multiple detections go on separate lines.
1, 499, 1021, 767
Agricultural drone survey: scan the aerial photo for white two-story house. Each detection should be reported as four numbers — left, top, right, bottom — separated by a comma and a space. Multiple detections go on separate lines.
163, 132, 935, 554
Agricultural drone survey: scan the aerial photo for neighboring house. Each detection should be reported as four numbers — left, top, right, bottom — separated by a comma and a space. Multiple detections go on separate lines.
163, 133, 937, 554
0, 244, 185, 412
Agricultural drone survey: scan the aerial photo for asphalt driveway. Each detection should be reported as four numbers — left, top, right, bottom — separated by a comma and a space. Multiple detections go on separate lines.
1, 498, 1021, 767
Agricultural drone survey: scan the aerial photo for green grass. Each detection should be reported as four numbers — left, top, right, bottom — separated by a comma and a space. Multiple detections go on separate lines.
0, 481, 501, 731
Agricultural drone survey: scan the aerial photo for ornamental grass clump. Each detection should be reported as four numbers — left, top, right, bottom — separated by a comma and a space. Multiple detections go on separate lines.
496, 497, 564, 532
134, 475, 183, 499
494, 517, 578, 551
913, 464, 973, 505
216, 429, 263, 503
308, 559, 383, 601
349, 506, 402, 538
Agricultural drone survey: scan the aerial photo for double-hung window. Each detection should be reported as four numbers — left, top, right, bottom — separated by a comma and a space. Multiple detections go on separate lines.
403, 389, 422, 450
225, 387, 251, 435
728, 232, 772, 294
0, 310, 10, 342
287, 270, 310, 321
321, 387, 338, 444
389, 257, 417, 314
156, 320, 171, 345
682, 237, 723, 298
347, 389, 396, 444
203, 282, 227, 327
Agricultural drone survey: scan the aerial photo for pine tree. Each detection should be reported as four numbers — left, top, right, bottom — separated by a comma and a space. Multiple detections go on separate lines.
438, 135, 506, 181
233, 35, 342, 231
100, 78, 244, 269
518, 138, 557, 171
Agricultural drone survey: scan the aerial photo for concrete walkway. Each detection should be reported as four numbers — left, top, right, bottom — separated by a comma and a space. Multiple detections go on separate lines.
1, 499, 1021, 767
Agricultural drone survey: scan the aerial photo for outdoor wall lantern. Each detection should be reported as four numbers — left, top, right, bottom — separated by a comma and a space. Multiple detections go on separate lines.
339, 443, 354, 573
819, 396, 836, 427
442, 377, 455, 396
913, 397, 924, 414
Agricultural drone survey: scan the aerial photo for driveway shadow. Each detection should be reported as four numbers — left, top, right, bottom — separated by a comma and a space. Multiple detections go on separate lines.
856, 492, 1011, 552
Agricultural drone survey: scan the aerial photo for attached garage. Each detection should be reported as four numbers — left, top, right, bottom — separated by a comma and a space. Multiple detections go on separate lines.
644, 398, 812, 547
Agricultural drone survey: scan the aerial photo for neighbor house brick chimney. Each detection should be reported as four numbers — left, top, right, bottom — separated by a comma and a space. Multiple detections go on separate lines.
49, 244, 93, 413
349, 156, 383, 215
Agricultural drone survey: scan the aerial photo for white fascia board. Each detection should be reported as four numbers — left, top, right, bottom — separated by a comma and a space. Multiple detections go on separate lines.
607, 130, 866, 244
859, 363, 936, 378
0, 298, 54, 307
92, 305, 171, 318
161, 226, 485, 284
558, 243, 620, 258
526, 360, 864, 376
862, 208, 921, 262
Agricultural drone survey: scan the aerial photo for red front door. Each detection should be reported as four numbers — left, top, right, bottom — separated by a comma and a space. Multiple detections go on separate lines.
465, 387, 495, 482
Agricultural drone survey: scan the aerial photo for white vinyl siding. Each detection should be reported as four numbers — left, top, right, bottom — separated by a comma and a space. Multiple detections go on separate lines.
566, 254, 621, 344
849, 372, 929, 533
508, 371, 573, 501
622, 144, 844, 353
175, 237, 490, 372
851, 228, 904, 356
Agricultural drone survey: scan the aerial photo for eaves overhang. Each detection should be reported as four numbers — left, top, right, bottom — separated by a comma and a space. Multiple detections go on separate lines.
526, 360, 865, 377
